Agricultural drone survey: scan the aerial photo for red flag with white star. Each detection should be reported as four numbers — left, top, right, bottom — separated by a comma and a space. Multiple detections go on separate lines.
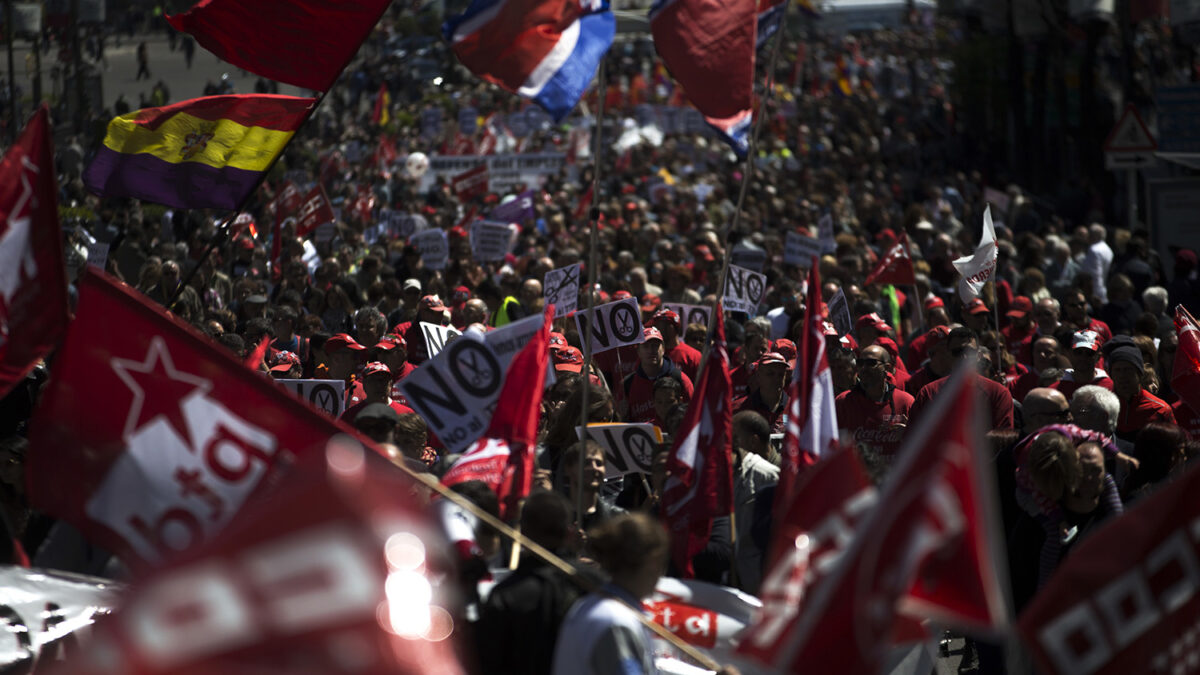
26, 268, 351, 569
0, 105, 70, 399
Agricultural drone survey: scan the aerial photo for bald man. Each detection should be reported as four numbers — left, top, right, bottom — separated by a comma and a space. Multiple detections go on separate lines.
1021, 387, 1072, 435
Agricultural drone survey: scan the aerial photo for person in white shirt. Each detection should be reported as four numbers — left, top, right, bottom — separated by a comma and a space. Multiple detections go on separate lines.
1080, 223, 1114, 304
731, 411, 780, 594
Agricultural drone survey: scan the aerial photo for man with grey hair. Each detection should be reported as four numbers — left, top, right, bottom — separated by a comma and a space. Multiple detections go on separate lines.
1032, 298, 1062, 337
1071, 385, 1136, 461
1081, 223, 1113, 304
1142, 286, 1173, 336
353, 306, 387, 348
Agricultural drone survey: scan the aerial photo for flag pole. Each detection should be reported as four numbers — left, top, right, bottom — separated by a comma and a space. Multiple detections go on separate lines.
698, 7, 789, 371
578, 57, 608, 527
167, 0, 391, 310
389, 452, 723, 670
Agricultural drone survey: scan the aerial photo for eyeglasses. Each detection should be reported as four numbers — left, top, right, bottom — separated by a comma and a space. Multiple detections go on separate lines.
1043, 409, 1071, 421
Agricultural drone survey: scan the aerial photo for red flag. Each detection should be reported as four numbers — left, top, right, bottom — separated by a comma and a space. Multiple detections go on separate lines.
272, 181, 303, 228
761, 365, 1008, 673
166, 0, 391, 92
26, 268, 354, 569
294, 185, 336, 238
442, 305, 553, 519
775, 262, 838, 518
662, 305, 734, 578
353, 184, 376, 224
573, 184, 594, 221
864, 232, 917, 287
44, 446, 465, 675
1173, 305, 1200, 413
650, 0, 755, 130
0, 105, 69, 399
452, 165, 489, 201
736, 449, 876, 665
1018, 458, 1200, 675
244, 336, 271, 371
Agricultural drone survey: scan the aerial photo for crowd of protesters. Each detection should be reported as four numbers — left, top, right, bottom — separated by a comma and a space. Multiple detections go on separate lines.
2, 6, 1200, 674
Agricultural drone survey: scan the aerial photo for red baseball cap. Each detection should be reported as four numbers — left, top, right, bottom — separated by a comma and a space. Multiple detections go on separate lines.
640, 294, 662, 314
553, 346, 585, 373
613, 290, 633, 301
362, 361, 392, 379
643, 326, 664, 343
924, 296, 945, 310
326, 333, 366, 353
856, 312, 890, 333
925, 325, 952, 350
773, 339, 798, 364
964, 298, 990, 315
1006, 296, 1033, 319
694, 245, 716, 262
269, 350, 301, 373
652, 308, 681, 328
549, 332, 568, 352
756, 352, 789, 369
1072, 330, 1102, 352
420, 295, 447, 312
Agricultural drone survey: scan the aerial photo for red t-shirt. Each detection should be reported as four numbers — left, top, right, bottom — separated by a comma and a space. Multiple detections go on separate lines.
904, 332, 933, 372
623, 361, 694, 426
732, 391, 787, 433
911, 373, 1014, 430
903, 365, 943, 397
666, 341, 703, 382
1002, 323, 1036, 368
730, 364, 752, 400
835, 385, 914, 473
1172, 399, 1200, 438
1116, 389, 1176, 442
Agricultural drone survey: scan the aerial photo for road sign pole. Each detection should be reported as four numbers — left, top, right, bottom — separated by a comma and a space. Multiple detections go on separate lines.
1127, 168, 1138, 229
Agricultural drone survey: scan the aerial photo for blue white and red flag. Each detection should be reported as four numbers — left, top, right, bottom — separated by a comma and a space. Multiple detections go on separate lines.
444, 0, 615, 122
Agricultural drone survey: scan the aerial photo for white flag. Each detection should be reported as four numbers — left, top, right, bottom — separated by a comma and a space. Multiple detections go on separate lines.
952, 205, 998, 301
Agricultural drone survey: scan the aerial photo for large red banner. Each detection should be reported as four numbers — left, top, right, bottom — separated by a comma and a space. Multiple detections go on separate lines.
1019, 459, 1200, 675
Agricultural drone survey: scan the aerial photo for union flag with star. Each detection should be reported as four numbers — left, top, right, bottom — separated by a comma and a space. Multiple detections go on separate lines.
27, 267, 348, 569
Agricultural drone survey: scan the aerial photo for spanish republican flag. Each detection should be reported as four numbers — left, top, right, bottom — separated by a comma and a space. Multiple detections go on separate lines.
83, 95, 315, 211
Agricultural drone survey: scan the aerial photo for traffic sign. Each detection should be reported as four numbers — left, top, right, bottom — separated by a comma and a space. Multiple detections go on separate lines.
1105, 152, 1158, 170
1104, 105, 1157, 153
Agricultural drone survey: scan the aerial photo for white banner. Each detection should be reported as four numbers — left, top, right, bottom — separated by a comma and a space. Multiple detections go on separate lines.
574, 298, 646, 355
577, 423, 663, 477
277, 379, 346, 417
784, 231, 822, 268
420, 153, 566, 195
952, 205, 998, 301
409, 229, 449, 271
662, 303, 712, 329
544, 263, 581, 318
399, 314, 544, 453
827, 289, 853, 337
470, 220, 516, 262
730, 244, 767, 272
421, 322, 462, 358
723, 265, 766, 314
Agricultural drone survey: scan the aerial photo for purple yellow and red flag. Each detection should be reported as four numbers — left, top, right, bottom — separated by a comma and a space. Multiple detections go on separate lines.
83, 95, 315, 211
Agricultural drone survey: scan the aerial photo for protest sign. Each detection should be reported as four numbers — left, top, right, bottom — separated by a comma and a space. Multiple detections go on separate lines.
544, 263, 581, 318
574, 298, 646, 355
647, 577, 762, 663
277, 379, 346, 417
293, 185, 335, 237
818, 213, 836, 253
488, 189, 535, 223
86, 240, 109, 269
409, 229, 449, 270
399, 314, 544, 453
784, 231, 822, 267
452, 165, 489, 201
730, 244, 767, 272
827, 289, 853, 336
723, 265, 766, 314
662, 303, 712, 329
578, 423, 663, 477
470, 220, 515, 262
420, 154, 566, 195
420, 322, 462, 358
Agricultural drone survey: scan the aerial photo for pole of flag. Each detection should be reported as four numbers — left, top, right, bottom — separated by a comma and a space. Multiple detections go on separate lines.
698, 8, 789, 371
578, 58, 608, 527
396, 453, 723, 669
